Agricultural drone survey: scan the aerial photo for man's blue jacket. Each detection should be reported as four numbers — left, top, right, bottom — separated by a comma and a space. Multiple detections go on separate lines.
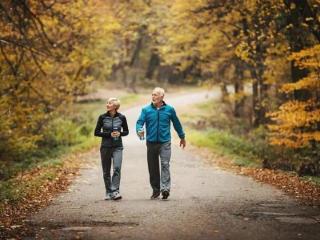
136, 102, 185, 143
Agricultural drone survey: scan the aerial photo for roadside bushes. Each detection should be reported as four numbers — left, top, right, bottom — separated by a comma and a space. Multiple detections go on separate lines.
184, 100, 320, 177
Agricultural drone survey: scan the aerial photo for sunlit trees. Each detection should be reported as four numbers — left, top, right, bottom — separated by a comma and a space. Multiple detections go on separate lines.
149, 0, 320, 171
1, 0, 319, 173
153, 0, 286, 123
268, 45, 320, 149
266, 0, 320, 169
108, 0, 152, 91
0, 0, 120, 160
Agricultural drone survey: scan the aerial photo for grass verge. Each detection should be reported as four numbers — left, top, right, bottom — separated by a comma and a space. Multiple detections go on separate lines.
0, 92, 142, 235
187, 129, 261, 168
180, 99, 320, 206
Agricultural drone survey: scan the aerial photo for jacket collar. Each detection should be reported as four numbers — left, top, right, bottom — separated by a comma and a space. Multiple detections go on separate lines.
150, 101, 167, 109
106, 111, 119, 117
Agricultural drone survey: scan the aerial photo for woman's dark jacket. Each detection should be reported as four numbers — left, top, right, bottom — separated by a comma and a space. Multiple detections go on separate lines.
94, 112, 129, 148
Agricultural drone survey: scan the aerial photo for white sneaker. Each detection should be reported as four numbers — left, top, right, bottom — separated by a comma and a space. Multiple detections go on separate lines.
105, 193, 113, 200
112, 192, 122, 200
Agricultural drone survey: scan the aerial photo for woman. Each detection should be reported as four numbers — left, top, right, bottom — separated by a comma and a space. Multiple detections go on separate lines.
94, 97, 129, 200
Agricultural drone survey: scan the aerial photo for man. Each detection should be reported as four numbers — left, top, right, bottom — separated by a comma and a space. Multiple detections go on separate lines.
136, 87, 186, 200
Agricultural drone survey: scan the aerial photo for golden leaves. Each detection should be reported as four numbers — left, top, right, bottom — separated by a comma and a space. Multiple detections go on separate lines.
289, 44, 320, 70
235, 42, 255, 65
0, 0, 124, 159
281, 74, 320, 93
268, 45, 320, 149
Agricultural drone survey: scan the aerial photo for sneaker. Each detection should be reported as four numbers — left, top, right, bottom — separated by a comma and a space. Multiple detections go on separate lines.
105, 193, 113, 200
150, 191, 160, 200
162, 190, 170, 200
112, 192, 122, 200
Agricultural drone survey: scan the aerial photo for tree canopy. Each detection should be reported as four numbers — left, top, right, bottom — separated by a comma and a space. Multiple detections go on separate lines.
1, 0, 319, 171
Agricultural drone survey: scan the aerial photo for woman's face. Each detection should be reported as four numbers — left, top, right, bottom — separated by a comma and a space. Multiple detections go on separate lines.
106, 100, 116, 112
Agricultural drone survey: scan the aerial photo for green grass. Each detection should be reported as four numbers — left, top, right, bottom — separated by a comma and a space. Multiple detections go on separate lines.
301, 176, 320, 186
182, 100, 262, 168
74, 93, 140, 118
182, 99, 320, 186
75, 100, 105, 119
0, 139, 98, 204
187, 128, 261, 168
0, 92, 140, 205
0, 164, 64, 204
187, 127, 320, 186
119, 93, 141, 107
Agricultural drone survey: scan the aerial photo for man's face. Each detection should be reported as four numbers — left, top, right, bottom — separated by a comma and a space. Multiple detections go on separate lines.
152, 91, 163, 105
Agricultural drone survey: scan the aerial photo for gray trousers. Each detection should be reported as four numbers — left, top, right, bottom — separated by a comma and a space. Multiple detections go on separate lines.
100, 147, 123, 194
147, 141, 171, 193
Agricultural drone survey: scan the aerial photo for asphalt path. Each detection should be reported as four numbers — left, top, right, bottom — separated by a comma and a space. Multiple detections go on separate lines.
29, 89, 320, 240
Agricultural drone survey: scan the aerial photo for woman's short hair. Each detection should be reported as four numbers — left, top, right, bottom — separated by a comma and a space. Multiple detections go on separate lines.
153, 87, 165, 97
108, 97, 121, 110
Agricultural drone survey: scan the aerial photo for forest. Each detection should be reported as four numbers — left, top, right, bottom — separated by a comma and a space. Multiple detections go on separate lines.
1, 0, 320, 180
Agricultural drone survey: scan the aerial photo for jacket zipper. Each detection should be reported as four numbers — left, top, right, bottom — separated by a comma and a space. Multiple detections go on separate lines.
157, 110, 160, 142
111, 117, 114, 144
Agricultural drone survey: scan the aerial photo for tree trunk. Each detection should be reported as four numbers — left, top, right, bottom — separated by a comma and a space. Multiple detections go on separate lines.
252, 78, 259, 127
120, 66, 128, 88
129, 72, 138, 93
220, 82, 229, 102
234, 62, 245, 118
145, 52, 160, 80
234, 80, 245, 118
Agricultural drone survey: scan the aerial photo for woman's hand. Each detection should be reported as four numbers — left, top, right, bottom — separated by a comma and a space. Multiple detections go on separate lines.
111, 131, 120, 137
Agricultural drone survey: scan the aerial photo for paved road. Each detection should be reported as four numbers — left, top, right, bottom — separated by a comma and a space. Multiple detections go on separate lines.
29, 89, 320, 240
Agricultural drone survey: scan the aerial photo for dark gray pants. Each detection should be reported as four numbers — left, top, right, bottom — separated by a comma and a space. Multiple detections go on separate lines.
147, 141, 171, 193
100, 147, 123, 194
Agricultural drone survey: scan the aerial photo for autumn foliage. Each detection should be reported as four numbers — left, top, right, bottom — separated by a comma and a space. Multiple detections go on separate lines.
150, 0, 320, 172
1, 0, 320, 175
0, 0, 120, 162
268, 45, 320, 149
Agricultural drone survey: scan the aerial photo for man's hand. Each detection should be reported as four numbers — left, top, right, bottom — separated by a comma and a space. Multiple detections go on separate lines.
137, 129, 144, 138
180, 139, 186, 149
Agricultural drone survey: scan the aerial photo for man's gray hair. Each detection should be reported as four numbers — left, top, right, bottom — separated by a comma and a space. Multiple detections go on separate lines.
153, 87, 165, 97
108, 97, 121, 110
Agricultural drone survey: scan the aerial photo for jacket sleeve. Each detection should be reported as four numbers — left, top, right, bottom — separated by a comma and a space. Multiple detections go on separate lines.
136, 108, 146, 133
94, 115, 112, 138
120, 115, 129, 137
170, 108, 185, 139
